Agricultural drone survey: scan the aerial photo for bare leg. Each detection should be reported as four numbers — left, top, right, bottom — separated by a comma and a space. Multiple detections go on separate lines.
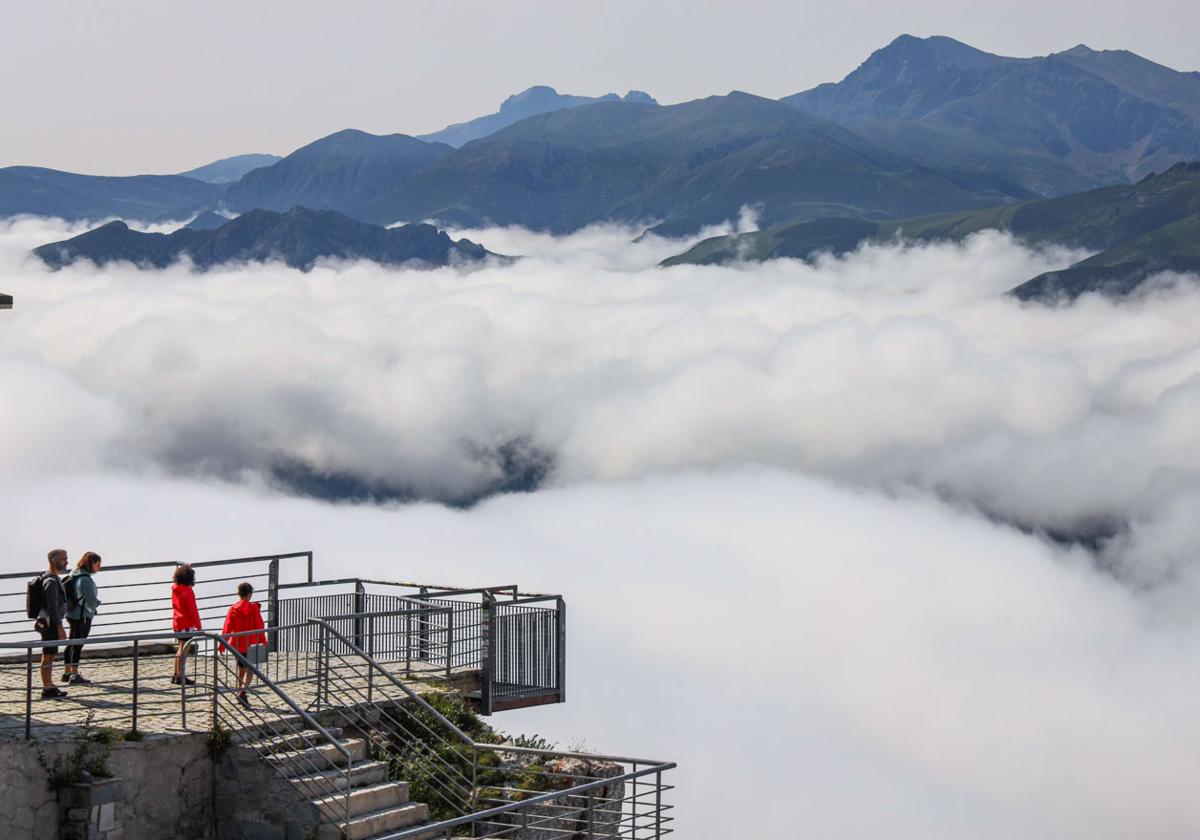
40, 653, 54, 689
174, 642, 187, 678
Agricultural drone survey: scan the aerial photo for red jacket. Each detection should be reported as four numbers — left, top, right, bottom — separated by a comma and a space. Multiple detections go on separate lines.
221, 600, 266, 654
172, 584, 201, 631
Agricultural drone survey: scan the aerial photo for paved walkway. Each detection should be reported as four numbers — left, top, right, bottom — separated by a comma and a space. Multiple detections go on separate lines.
0, 642, 468, 741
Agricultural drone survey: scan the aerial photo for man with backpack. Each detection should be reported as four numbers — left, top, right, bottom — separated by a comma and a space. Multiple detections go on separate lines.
29, 548, 70, 699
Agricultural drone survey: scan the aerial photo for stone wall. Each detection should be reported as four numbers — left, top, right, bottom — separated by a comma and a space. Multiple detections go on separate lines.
214, 745, 322, 840
0, 732, 214, 839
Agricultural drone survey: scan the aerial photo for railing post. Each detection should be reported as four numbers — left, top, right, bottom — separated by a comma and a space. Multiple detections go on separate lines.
445, 607, 453, 681
268, 558, 280, 653
211, 639, 220, 727
354, 580, 366, 651
366, 615, 375, 704
25, 645, 32, 740
654, 770, 663, 839
631, 762, 638, 839
418, 586, 430, 663
480, 592, 496, 716
556, 596, 567, 703
404, 605, 412, 676
586, 793, 595, 840
181, 640, 188, 730
132, 640, 140, 734
316, 623, 326, 710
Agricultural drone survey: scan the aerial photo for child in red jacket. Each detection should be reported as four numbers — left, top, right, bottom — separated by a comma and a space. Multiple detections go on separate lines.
221, 581, 267, 708
171, 564, 201, 685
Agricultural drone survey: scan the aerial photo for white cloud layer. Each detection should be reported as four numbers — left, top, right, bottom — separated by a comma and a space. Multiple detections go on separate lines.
5, 218, 1200, 555
4, 217, 1200, 837
2, 469, 1199, 839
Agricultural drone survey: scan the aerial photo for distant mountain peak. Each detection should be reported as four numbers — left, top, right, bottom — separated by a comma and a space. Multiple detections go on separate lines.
870, 33, 1005, 70
499, 85, 563, 112
784, 35, 1200, 197
419, 85, 658, 148
176, 153, 281, 184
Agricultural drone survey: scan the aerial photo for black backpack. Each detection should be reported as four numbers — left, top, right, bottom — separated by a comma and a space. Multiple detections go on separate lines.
26, 573, 48, 620
64, 574, 80, 612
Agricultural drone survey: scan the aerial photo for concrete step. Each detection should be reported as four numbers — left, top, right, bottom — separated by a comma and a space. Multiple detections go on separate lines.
272, 738, 367, 774
316, 802, 429, 840
313, 780, 410, 820
247, 727, 345, 754
291, 760, 390, 798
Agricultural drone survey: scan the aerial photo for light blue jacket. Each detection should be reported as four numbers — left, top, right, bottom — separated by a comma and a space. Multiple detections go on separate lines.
65, 569, 101, 621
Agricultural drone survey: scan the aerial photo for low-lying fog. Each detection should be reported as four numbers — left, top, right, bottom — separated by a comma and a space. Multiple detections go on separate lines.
3, 217, 1200, 838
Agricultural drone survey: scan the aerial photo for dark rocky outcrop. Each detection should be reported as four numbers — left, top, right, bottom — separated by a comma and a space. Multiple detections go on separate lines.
34, 207, 493, 271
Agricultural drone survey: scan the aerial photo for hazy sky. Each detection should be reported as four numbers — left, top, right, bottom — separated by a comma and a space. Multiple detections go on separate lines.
2, 0, 1199, 174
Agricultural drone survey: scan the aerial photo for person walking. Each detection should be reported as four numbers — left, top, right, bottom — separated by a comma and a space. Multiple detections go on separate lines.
63, 551, 102, 685
35, 549, 70, 700
220, 582, 267, 708
171, 564, 201, 685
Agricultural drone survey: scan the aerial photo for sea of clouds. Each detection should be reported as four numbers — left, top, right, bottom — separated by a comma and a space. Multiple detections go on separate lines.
3, 217, 1200, 837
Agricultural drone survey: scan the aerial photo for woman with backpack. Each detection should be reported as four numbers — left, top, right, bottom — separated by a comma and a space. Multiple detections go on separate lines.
62, 551, 102, 685
171, 564, 202, 685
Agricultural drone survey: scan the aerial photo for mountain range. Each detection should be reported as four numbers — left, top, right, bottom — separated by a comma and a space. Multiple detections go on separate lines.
417, 85, 658, 147
5, 35, 1200, 295
33, 207, 491, 271
663, 161, 1200, 299
784, 35, 1200, 201
359, 91, 991, 234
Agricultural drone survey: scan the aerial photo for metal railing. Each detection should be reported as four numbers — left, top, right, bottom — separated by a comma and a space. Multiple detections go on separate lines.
209, 625, 353, 831
311, 616, 480, 821
0, 551, 313, 642
311, 617, 674, 839
280, 580, 566, 715
0, 623, 355, 832
0, 608, 673, 839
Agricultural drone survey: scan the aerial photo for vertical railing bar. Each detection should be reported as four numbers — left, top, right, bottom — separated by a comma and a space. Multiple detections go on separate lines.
24, 645, 32, 740
267, 558, 280, 653
132, 639, 140, 734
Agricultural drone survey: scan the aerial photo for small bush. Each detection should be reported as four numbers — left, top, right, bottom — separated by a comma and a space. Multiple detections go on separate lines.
207, 721, 233, 760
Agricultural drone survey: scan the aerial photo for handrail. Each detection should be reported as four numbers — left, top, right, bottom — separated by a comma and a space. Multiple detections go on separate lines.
474, 742, 675, 769
204, 630, 353, 765
0, 621, 315, 650
312, 615, 672, 839
0, 550, 313, 581
309, 618, 474, 746
379, 760, 678, 839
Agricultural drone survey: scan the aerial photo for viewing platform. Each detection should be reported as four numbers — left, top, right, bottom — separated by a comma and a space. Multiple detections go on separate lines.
0, 552, 674, 839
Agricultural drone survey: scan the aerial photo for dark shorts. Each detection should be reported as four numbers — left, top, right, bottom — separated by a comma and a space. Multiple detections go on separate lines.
40, 623, 62, 656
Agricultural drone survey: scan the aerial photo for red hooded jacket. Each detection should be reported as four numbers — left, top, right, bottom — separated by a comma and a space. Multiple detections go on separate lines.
172, 583, 202, 632
220, 599, 266, 654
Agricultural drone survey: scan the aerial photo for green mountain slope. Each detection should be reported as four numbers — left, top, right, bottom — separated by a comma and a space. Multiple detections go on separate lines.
1013, 213, 1200, 299
359, 92, 993, 235
664, 161, 1200, 267
663, 162, 1200, 300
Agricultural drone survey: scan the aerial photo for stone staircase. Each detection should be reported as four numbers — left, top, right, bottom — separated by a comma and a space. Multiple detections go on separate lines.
256, 727, 439, 840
